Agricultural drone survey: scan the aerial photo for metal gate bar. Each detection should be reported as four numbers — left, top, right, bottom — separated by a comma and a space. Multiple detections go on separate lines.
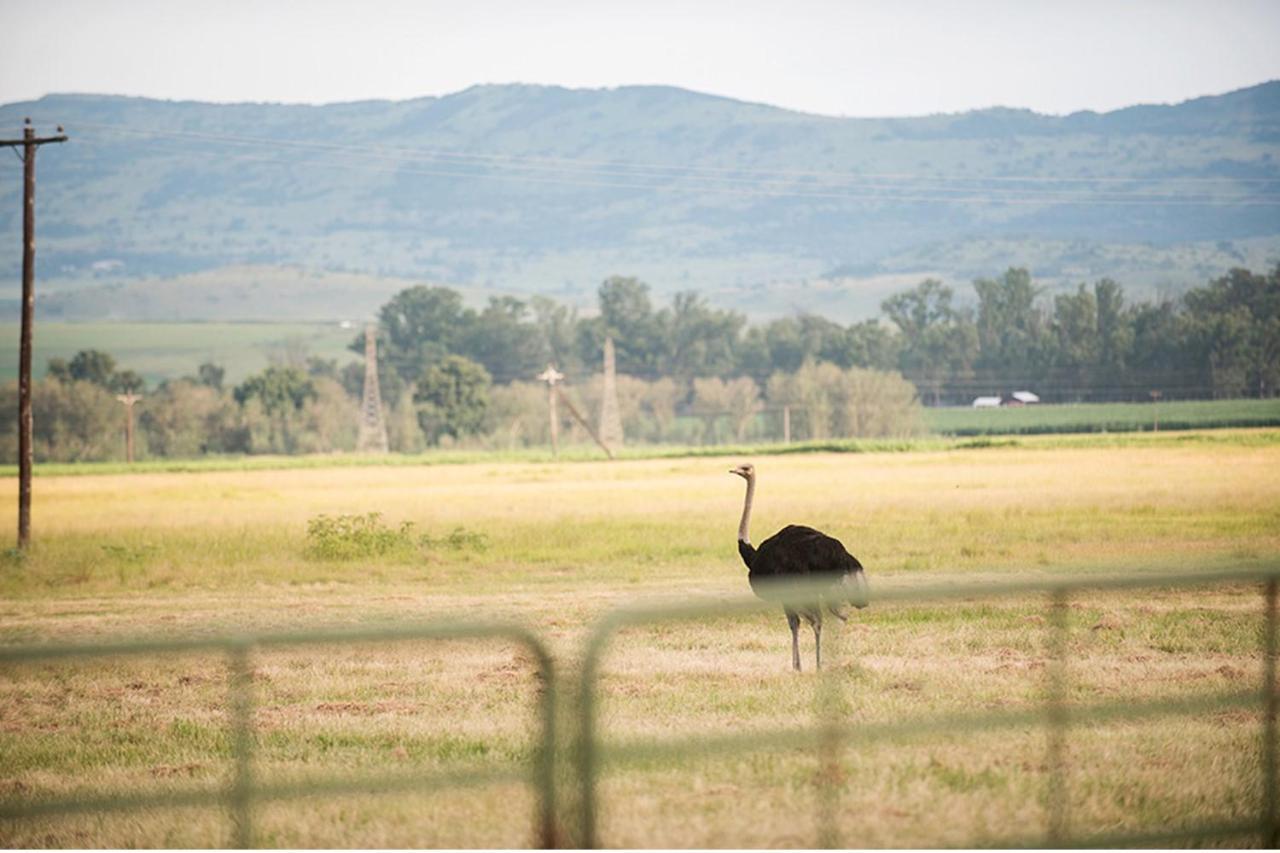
574, 568, 1279, 848
0, 620, 558, 848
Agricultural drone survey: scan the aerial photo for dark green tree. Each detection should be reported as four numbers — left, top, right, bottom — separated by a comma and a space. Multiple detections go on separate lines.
413, 355, 492, 443
530, 295, 584, 376
579, 277, 666, 375
973, 268, 1052, 385
1051, 284, 1099, 398
1094, 278, 1133, 378
49, 350, 117, 387
109, 369, 146, 394
368, 285, 477, 382
882, 279, 978, 405
234, 366, 317, 452
196, 362, 225, 391
463, 296, 544, 380
657, 291, 745, 380
838, 319, 900, 371
1183, 265, 1280, 397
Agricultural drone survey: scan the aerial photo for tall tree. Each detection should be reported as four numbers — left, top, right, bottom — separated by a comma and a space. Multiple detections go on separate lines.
1051, 284, 1099, 399
530, 295, 583, 376
973, 268, 1052, 386
463, 296, 544, 381
658, 291, 745, 380
582, 276, 666, 375
234, 366, 317, 453
882, 279, 977, 405
371, 285, 476, 382
413, 355, 492, 443
1183, 265, 1280, 397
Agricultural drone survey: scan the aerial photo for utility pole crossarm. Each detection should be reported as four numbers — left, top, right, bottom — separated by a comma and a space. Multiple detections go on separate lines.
0, 135, 68, 148
538, 365, 564, 458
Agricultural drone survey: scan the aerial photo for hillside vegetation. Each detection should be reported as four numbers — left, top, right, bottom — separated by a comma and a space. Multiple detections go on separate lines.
1, 82, 1277, 320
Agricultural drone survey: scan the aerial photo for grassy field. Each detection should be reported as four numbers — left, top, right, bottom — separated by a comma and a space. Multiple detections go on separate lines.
1, 432, 1279, 846
925, 397, 1280, 435
0, 321, 359, 387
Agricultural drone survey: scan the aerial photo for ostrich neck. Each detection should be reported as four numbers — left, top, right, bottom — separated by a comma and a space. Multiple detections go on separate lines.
737, 475, 755, 543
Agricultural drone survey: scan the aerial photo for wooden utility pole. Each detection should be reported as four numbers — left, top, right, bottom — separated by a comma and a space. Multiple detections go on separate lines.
116, 393, 141, 463
537, 364, 564, 457
1149, 389, 1162, 432
783, 405, 791, 444
2, 119, 67, 549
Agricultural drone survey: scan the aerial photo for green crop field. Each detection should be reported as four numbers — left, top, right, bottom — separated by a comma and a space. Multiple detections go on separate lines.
925, 397, 1280, 436
0, 322, 361, 387
1, 432, 1279, 846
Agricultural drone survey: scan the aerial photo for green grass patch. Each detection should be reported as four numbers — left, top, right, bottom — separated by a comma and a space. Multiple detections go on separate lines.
0, 321, 359, 388
926, 398, 1280, 436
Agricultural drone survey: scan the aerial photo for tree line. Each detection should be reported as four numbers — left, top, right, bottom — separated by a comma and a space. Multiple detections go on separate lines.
366, 264, 1280, 406
2, 263, 1275, 462
3, 346, 929, 462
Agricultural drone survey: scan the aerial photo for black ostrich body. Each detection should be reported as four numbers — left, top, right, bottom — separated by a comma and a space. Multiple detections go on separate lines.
742, 524, 865, 596
731, 464, 868, 671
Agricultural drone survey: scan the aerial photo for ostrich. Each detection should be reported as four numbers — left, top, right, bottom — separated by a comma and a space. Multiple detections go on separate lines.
731, 462, 868, 671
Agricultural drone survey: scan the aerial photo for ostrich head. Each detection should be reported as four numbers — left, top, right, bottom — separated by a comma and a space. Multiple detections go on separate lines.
729, 462, 755, 480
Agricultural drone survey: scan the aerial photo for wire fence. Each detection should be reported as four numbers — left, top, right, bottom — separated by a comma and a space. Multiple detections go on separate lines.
1, 568, 1276, 848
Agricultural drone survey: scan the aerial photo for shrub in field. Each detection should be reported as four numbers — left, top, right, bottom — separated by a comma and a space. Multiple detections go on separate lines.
305, 513, 416, 560
305, 514, 488, 559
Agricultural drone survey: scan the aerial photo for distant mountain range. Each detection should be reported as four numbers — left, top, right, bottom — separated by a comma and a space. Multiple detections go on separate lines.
1, 81, 1278, 321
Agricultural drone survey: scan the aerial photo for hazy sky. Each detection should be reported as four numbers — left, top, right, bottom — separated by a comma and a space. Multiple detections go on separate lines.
2, 0, 1278, 117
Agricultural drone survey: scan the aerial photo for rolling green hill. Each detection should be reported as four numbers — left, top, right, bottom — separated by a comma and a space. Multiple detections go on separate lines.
1, 82, 1277, 321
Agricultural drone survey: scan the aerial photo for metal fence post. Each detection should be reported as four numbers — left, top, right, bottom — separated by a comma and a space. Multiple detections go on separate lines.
526, 640, 559, 849
1045, 587, 1070, 846
575, 622, 611, 849
1263, 579, 1277, 848
227, 640, 255, 849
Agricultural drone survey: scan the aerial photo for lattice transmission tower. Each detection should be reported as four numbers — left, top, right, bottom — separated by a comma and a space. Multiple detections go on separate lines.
356, 324, 390, 453
599, 336, 624, 452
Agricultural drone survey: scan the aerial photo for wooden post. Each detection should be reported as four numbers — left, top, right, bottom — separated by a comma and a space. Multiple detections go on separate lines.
1149, 389, 1162, 432
2, 119, 67, 549
17, 124, 35, 545
783, 405, 791, 444
537, 364, 564, 458
116, 393, 141, 463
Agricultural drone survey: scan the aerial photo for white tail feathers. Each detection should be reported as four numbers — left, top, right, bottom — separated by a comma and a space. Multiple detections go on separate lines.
843, 570, 870, 609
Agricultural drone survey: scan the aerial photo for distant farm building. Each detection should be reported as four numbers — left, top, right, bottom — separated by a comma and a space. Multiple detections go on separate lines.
971, 391, 1040, 408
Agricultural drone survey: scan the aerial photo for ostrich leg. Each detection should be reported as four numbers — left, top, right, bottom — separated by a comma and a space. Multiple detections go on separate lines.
786, 610, 801, 671
813, 621, 823, 670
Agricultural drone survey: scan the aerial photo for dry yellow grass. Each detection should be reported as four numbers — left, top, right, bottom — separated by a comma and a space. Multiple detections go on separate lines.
2, 433, 1279, 846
